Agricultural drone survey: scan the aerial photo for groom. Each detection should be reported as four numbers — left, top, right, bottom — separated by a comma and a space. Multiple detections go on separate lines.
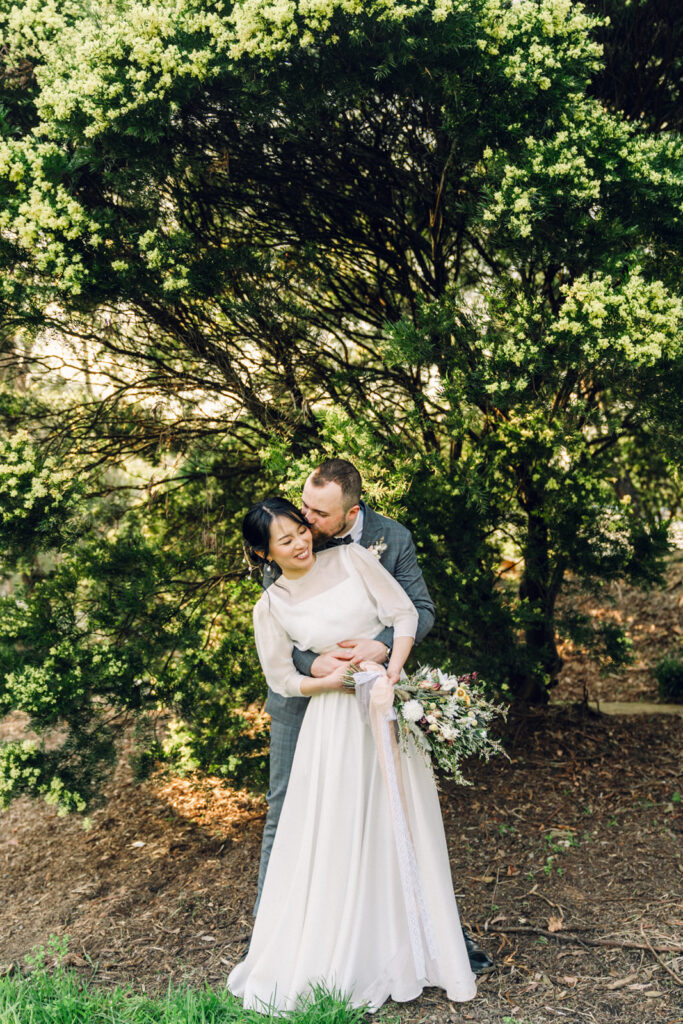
257, 458, 493, 975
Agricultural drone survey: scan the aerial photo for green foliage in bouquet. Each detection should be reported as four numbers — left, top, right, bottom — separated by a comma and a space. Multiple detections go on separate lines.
346, 667, 508, 786
393, 669, 507, 786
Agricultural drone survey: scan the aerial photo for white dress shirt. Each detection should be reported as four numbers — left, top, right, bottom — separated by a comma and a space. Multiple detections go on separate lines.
337, 507, 364, 544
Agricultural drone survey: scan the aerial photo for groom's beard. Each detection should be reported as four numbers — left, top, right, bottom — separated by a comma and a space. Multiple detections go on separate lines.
308, 514, 353, 546
310, 526, 336, 548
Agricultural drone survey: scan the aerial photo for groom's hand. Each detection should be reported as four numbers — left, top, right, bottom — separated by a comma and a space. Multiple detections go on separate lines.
310, 640, 389, 677
337, 638, 389, 666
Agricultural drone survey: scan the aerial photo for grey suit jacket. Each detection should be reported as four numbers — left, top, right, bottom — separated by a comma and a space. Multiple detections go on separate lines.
262, 502, 435, 719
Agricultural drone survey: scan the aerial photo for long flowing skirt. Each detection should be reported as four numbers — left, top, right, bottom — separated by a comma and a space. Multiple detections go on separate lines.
228, 691, 477, 1013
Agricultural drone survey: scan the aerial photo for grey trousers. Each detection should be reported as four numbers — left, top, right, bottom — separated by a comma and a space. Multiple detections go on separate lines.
254, 698, 308, 914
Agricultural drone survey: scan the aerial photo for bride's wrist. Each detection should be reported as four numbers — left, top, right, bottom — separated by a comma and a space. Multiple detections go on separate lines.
300, 674, 340, 696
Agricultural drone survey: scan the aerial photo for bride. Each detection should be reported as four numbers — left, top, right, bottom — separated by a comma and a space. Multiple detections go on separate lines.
228, 497, 477, 1013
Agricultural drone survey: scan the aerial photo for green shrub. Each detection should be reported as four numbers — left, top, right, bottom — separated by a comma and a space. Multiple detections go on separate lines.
655, 652, 683, 702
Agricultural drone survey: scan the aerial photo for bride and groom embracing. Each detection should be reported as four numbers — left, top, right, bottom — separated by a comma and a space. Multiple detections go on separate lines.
228, 458, 492, 1013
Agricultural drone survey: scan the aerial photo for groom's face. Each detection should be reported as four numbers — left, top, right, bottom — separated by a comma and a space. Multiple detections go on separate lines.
301, 476, 356, 541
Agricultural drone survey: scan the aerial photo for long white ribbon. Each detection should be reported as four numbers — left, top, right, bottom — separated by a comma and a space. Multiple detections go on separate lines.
353, 670, 439, 978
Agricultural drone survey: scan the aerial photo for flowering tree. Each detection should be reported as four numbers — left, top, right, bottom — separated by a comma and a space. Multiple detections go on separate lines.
0, 0, 680, 809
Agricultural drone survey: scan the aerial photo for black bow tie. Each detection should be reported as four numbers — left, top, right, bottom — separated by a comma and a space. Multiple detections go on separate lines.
321, 535, 354, 549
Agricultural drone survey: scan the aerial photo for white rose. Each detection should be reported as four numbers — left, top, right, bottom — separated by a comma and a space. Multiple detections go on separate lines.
402, 700, 424, 723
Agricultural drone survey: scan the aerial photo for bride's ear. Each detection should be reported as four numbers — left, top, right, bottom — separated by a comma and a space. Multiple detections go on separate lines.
260, 553, 276, 576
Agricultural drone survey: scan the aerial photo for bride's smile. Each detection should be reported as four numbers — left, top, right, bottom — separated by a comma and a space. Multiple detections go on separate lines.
266, 516, 314, 579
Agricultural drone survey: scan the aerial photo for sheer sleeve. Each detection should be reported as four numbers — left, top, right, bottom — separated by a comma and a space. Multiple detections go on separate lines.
253, 597, 306, 698
346, 543, 419, 639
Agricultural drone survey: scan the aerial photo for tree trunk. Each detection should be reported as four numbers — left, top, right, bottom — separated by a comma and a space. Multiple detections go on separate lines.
515, 510, 563, 704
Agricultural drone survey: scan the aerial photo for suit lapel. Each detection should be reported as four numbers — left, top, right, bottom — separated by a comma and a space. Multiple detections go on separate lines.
359, 501, 384, 546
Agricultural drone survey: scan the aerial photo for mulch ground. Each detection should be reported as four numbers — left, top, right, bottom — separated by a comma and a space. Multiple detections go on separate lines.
554, 548, 683, 705
1, 556, 682, 1024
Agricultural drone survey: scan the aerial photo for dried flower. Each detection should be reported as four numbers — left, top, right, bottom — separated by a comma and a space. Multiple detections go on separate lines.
402, 699, 424, 723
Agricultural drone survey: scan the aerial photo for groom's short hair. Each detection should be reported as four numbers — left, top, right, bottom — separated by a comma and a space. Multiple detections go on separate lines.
310, 459, 362, 510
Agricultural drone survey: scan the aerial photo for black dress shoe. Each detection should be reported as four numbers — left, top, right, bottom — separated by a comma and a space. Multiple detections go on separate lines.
462, 926, 495, 975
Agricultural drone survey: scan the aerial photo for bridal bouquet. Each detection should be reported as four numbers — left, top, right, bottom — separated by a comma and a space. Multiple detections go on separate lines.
344, 666, 507, 785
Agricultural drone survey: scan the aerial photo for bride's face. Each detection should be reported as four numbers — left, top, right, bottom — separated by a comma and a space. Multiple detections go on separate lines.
266, 516, 314, 578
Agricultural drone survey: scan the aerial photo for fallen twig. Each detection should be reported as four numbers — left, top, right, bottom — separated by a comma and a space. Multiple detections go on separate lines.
486, 925, 683, 955
639, 923, 683, 987
519, 885, 571, 914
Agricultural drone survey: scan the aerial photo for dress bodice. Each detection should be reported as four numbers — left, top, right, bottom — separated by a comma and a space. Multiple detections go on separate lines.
253, 543, 418, 698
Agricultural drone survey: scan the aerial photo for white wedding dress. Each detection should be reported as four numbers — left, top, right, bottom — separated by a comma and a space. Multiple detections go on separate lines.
228, 543, 477, 1013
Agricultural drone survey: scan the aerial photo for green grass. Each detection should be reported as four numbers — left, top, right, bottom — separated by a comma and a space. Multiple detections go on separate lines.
0, 967, 375, 1024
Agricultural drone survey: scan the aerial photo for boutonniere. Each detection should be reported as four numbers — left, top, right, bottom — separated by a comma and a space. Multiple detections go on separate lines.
367, 537, 387, 561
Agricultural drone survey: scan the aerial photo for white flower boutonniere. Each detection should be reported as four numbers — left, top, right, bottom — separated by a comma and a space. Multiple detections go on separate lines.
367, 537, 387, 561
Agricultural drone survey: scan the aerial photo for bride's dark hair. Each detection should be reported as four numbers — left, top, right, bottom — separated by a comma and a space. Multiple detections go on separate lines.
242, 497, 310, 568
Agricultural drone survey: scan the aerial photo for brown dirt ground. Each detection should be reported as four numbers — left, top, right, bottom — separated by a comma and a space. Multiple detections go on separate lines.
554, 549, 683, 705
1, 556, 682, 1024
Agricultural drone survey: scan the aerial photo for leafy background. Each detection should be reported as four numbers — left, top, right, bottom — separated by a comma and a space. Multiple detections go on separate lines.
0, 0, 680, 811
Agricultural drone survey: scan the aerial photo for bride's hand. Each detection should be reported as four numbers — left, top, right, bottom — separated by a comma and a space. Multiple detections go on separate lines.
310, 651, 353, 677
325, 662, 352, 691
300, 662, 350, 696
385, 666, 400, 686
